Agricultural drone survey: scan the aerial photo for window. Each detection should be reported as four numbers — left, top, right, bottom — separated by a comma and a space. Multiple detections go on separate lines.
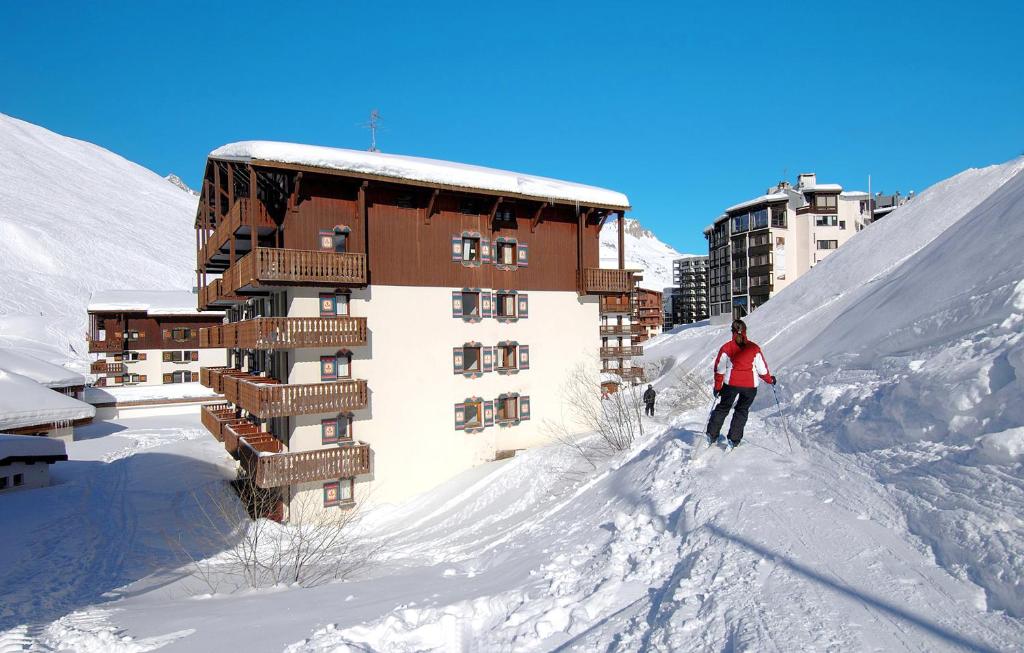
396, 193, 415, 209
322, 415, 353, 444
751, 208, 769, 229
321, 352, 352, 381
463, 346, 482, 372
771, 207, 787, 228
13, 474, 23, 487
0, 477, 7, 490
860, 200, 869, 214
460, 199, 479, 215
124, 373, 142, 384
817, 240, 839, 250
732, 213, 749, 232
171, 328, 192, 342
127, 331, 140, 340
815, 215, 838, 227
496, 241, 516, 265
749, 233, 770, 247
323, 478, 355, 507
319, 293, 350, 317
839, 220, 846, 230
319, 226, 350, 252
750, 253, 771, 267
496, 292, 516, 318
495, 207, 515, 221
497, 395, 519, 422
498, 343, 517, 370
464, 400, 482, 427
814, 194, 838, 210
462, 236, 480, 262
462, 291, 480, 317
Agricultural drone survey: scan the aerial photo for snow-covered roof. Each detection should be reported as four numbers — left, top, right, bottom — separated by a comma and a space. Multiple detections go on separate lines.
725, 193, 790, 214
0, 433, 67, 462
87, 290, 214, 316
0, 348, 85, 389
802, 183, 843, 193
873, 205, 898, 215
0, 371, 95, 431
211, 141, 631, 210
840, 190, 869, 198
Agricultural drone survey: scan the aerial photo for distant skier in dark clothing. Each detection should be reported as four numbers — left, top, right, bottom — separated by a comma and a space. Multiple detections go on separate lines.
706, 319, 775, 449
643, 384, 656, 416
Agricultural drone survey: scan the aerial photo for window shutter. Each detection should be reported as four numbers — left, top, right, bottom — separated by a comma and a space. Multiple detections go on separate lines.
319, 294, 336, 317
482, 346, 494, 373
519, 345, 530, 370
481, 291, 493, 319
162, 329, 170, 339
162, 351, 171, 362
138, 353, 147, 361
140, 375, 148, 383
192, 371, 199, 382
162, 373, 172, 384
114, 376, 124, 384
451, 291, 463, 319
319, 230, 334, 252
114, 354, 123, 362
517, 243, 529, 267
451, 235, 463, 262
453, 347, 464, 374
481, 239, 492, 264
454, 403, 466, 430
484, 400, 495, 427
517, 294, 529, 318
190, 351, 199, 361
322, 418, 339, 444
320, 356, 338, 381
323, 481, 340, 506
138, 331, 145, 339
519, 396, 531, 420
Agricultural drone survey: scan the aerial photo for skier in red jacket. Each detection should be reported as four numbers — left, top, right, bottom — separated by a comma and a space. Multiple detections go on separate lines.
706, 319, 776, 449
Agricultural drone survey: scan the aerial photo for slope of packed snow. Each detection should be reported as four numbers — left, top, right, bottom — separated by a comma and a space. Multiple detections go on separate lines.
0, 114, 198, 368
213, 141, 630, 209
600, 217, 691, 291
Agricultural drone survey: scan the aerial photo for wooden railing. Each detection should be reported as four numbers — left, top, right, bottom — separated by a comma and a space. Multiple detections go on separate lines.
599, 295, 633, 313
602, 365, 645, 381
198, 278, 244, 310
220, 372, 368, 418
579, 268, 636, 294
599, 324, 644, 336
200, 403, 241, 442
224, 421, 268, 457
599, 345, 643, 358
199, 366, 228, 390
199, 198, 275, 266
199, 317, 368, 350
90, 361, 126, 374
242, 441, 372, 489
87, 337, 124, 353
223, 248, 367, 293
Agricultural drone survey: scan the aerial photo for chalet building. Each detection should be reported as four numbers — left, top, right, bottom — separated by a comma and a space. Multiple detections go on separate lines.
633, 288, 663, 342
193, 141, 633, 521
705, 173, 869, 324
0, 434, 68, 493
671, 255, 709, 325
87, 291, 227, 387
0, 370, 94, 442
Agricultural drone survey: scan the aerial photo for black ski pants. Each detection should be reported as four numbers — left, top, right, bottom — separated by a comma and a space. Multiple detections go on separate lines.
706, 384, 757, 444
644, 401, 655, 416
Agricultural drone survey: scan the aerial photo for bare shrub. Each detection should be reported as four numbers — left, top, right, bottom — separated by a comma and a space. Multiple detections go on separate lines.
167, 481, 380, 595
660, 364, 715, 415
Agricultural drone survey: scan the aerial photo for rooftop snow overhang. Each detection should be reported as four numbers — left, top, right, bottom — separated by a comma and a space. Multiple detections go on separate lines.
724, 193, 790, 214
207, 141, 632, 212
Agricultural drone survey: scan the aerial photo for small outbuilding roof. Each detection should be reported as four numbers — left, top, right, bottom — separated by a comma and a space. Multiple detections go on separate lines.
0, 348, 85, 389
0, 433, 68, 464
210, 141, 631, 210
0, 371, 96, 431
87, 290, 214, 316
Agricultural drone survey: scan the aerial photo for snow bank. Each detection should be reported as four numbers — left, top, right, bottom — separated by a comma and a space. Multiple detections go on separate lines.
84, 382, 217, 405
0, 347, 84, 388
212, 141, 630, 209
87, 290, 207, 316
0, 433, 67, 460
0, 371, 95, 430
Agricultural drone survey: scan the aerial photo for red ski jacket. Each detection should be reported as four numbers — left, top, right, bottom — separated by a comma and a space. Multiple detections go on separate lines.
713, 340, 774, 391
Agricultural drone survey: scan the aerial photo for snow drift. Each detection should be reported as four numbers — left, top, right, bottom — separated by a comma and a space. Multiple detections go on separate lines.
0, 114, 198, 368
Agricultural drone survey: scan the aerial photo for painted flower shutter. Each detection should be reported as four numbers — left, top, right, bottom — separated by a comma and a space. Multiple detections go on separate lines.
519, 345, 530, 370
517, 294, 529, 318
320, 294, 336, 317
481, 291, 493, 319
319, 230, 334, 251
162, 351, 171, 362
323, 481, 339, 506
517, 243, 529, 267
451, 235, 463, 262
138, 353, 147, 361
162, 373, 172, 384
481, 239, 492, 264
320, 356, 338, 381
453, 347, 464, 374
519, 396, 531, 420
484, 400, 495, 427
190, 351, 199, 361
454, 403, 466, 430
139, 375, 147, 383
191, 371, 199, 382
482, 346, 494, 373
322, 418, 338, 444
451, 291, 464, 318
162, 329, 171, 340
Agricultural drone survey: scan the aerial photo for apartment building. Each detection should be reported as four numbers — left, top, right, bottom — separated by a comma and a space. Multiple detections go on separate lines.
633, 288, 663, 342
869, 191, 914, 222
600, 289, 644, 387
87, 291, 227, 387
671, 255, 709, 325
706, 173, 870, 324
193, 141, 633, 521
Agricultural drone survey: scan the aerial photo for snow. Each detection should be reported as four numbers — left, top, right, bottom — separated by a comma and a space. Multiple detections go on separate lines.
801, 183, 844, 192
0, 370, 95, 430
87, 290, 209, 316
599, 217, 690, 290
84, 383, 218, 405
724, 192, 790, 213
0, 347, 85, 389
0, 433, 67, 460
212, 141, 631, 209
0, 113, 198, 370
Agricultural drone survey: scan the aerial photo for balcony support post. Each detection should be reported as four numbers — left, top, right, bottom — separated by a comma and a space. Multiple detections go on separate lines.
617, 211, 625, 270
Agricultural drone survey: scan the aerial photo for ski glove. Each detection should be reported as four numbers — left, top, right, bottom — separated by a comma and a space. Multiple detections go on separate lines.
769, 375, 777, 385
713, 389, 721, 398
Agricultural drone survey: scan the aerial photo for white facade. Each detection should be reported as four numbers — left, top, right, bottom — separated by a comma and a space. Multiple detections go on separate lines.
282, 285, 600, 517
104, 348, 227, 387
0, 460, 51, 493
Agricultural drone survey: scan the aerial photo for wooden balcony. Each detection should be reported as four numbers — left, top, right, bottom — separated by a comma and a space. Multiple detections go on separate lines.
222, 248, 367, 294
599, 294, 633, 313
602, 366, 645, 382
198, 278, 244, 310
90, 361, 126, 374
598, 324, 644, 336
579, 268, 639, 294
199, 317, 368, 350
199, 198, 276, 269
200, 366, 227, 390
223, 421, 274, 457
599, 345, 643, 359
87, 337, 124, 353
220, 371, 368, 418
241, 439, 372, 489
200, 403, 242, 442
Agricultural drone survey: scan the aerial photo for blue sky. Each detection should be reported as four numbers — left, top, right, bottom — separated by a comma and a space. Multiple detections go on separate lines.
2, 1, 1022, 253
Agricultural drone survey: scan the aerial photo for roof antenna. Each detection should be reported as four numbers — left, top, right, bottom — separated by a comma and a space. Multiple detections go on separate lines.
366, 109, 382, 153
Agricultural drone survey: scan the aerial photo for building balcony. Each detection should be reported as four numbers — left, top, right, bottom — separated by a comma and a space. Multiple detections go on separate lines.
220, 370, 369, 418
87, 337, 123, 353
199, 198, 276, 271
200, 316, 368, 351
200, 403, 249, 443
198, 278, 245, 311
90, 361, 126, 375
223, 420, 275, 458
240, 438, 372, 489
600, 345, 643, 358
602, 365, 644, 382
750, 284, 773, 296
579, 268, 639, 294
599, 295, 633, 313
599, 323, 644, 336
221, 248, 368, 295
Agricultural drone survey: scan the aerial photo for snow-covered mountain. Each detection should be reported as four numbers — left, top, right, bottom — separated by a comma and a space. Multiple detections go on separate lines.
0, 114, 198, 367
600, 217, 693, 290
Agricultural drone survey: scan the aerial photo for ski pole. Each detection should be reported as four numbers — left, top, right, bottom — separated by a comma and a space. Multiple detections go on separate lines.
771, 384, 794, 454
